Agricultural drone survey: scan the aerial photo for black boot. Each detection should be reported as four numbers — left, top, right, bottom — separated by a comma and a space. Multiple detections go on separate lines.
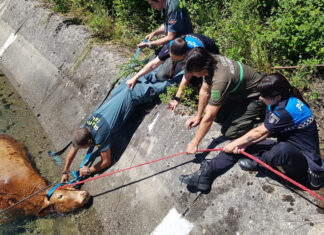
238, 158, 259, 171
179, 160, 214, 192
308, 169, 322, 189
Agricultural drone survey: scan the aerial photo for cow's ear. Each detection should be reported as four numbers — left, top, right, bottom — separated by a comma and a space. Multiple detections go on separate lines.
38, 197, 50, 216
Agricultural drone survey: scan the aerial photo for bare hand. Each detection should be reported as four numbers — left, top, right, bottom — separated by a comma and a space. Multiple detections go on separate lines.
61, 174, 68, 183
167, 99, 179, 111
145, 32, 155, 41
137, 41, 149, 49
223, 142, 243, 154
79, 166, 89, 177
186, 141, 198, 155
185, 116, 201, 129
126, 78, 137, 90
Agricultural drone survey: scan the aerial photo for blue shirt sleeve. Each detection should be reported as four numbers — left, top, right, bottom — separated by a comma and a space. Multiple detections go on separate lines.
264, 107, 294, 133
264, 97, 313, 133
167, 10, 184, 33
158, 44, 171, 61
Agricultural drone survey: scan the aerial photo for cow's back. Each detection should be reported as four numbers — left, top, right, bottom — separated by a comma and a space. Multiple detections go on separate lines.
0, 135, 47, 211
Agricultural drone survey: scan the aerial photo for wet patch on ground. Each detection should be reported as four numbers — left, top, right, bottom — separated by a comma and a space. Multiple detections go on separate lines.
287, 207, 294, 212
282, 194, 295, 206
262, 185, 275, 194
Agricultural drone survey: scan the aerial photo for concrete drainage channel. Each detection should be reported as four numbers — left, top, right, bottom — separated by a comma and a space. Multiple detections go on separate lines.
0, 71, 105, 234
1, 0, 324, 234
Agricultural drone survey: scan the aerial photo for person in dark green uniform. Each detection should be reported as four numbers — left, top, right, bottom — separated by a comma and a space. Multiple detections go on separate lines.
60, 68, 184, 183
178, 47, 266, 155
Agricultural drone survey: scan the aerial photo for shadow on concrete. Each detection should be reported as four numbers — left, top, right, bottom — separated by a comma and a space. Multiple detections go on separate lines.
193, 136, 228, 164
92, 159, 193, 198
109, 101, 159, 166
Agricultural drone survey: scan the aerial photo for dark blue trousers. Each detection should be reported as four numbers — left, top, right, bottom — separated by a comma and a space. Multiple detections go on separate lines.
209, 140, 308, 179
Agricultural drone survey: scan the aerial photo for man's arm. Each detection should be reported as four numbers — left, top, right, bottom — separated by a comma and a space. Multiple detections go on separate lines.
185, 81, 211, 129
61, 146, 78, 182
145, 24, 165, 41
126, 57, 163, 90
223, 124, 270, 154
138, 31, 176, 48
79, 148, 112, 176
186, 104, 222, 154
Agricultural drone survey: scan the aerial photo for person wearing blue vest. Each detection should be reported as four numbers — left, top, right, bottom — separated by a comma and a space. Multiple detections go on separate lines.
127, 33, 218, 90
179, 73, 324, 192
60, 68, 184, 183
138, 0, 193, 49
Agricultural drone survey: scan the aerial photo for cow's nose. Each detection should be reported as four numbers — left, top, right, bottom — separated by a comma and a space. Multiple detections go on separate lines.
80, 191, 87, 196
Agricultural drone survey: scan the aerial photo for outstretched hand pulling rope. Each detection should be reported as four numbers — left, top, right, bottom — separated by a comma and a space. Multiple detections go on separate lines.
57, 149, 324, 203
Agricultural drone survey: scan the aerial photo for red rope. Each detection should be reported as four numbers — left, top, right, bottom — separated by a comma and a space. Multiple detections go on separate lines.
58, 148, 223, 190
240, 150, 324, 202
57, 148, 324, 203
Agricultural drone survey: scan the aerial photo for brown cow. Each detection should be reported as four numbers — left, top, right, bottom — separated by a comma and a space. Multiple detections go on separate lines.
0, 135, 91, 223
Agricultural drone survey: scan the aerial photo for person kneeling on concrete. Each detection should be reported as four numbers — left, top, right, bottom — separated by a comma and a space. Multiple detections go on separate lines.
61, 69, 184, 183
126, 33, 219, 90
179, 73, 324, 192
181, 48, 266, 157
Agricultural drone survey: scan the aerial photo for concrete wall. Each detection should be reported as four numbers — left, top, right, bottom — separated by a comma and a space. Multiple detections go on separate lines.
1, 0, 323, 234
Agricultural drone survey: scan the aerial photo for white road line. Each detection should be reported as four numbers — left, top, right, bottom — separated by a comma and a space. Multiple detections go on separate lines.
151, 208, 193, 235
0, 33, 17, 57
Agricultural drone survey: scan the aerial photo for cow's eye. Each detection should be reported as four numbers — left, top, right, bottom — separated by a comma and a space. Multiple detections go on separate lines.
57, 194, 64, 199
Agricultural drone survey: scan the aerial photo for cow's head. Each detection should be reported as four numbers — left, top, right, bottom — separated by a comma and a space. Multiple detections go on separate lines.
38, 187, 91, 216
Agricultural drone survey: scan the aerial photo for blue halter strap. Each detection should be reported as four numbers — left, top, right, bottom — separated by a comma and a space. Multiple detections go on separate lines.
47, 146, 98, 199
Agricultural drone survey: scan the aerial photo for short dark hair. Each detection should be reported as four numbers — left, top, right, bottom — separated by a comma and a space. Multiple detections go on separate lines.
257, 73, 309, 107
72, 127, 93, 148
184, 47, 216, 74
170, 37, 188, 56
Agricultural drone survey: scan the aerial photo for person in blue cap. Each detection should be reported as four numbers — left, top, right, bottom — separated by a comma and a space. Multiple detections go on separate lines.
60, 68, 185, 183
179, 73, 324, 192
138, 0, 193, 49
127, 33, 219, 91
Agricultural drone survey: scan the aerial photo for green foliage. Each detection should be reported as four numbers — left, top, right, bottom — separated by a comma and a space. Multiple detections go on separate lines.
45, 0, 323, 109
87, 9, 114, 40
113, 0, 159, 32
309, 90, 321, 105
159, 83, 199, 109
115, 59, 146, 81
50, 0, 70, 13
284, 59, 321, 90
264, 0, 324, 65
45, 0, 323, 70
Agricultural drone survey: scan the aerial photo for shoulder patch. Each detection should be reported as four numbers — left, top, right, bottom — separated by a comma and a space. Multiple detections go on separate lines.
268, 112, 280, 124
211, 90, 220, 101
169, 20, 177, 24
